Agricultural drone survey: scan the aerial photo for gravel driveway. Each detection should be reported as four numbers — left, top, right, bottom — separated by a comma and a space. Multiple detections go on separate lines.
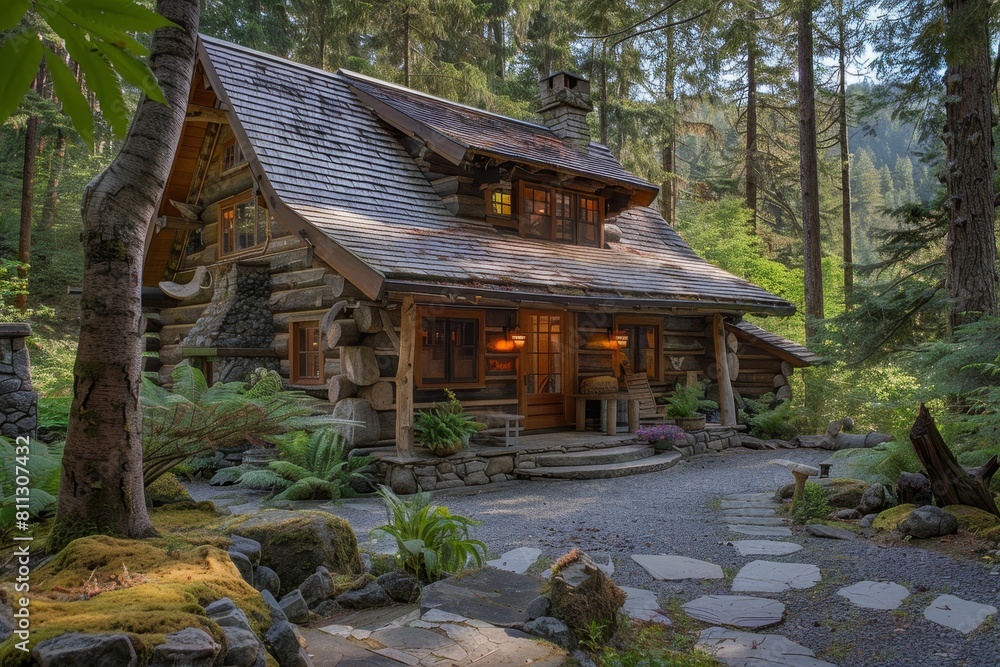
191, 446, 1000, 667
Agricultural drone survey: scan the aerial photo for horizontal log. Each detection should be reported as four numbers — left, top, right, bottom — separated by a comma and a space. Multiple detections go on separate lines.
269, 267, 330, 291
353, 305, 383, 333
359, 380, 395, 410
328, 374, 358, 403
327, 318, 361, 348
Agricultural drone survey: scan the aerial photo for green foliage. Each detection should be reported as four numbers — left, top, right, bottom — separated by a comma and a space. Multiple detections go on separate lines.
597, 622, 719, 667
1, 0, 175, 146
829, 442, 923, 487
37, 395, 72, 434
141, 365, 337, 486
234, 429, 374, 501
375, 485, 486, 582
0, 436, 63, 540
740, 395, 803, 440
413, 389, 485, 452
663, 382, 717, 419
791, 482, 832, 525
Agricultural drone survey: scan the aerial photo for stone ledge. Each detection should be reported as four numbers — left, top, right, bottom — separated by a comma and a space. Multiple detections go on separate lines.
0, 323, 32, 338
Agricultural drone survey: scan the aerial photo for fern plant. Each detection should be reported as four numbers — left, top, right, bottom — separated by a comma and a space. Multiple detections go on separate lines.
740, 394, 803, 439
0, 437, 63, 540
413, 389, 485, 453
663, 382, 717, 418
141, 365, 338, 486
236, 429, 374, 501
375, 485, 486, 582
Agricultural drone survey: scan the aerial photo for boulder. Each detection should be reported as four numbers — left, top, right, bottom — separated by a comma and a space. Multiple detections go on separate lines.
857, 483, 896, 515
279, 589, 311, 624
388, 466, 417, 495
900, 505, 959, 539
229, 549, 255, 587
872, 504, 916, 532
146, 472, 193, 506
32, 633, 138, 667
335, 581, 392, 609
229, 535, 263, 566
833, 508, 861, 520
261, 589, 288, 624
255, 565, 281, 596
221, 626, 262, 667
527, 595, 551, 620
313, 600, 343, 617
213, 607, 253, 632
896, 472, 933, 507
220, 510, 363, 592
204, 597, 237, 618
942, 505, 1000, 537
0, 616, 13, 642
524, 616, 577, 651
265, 620, 311, 667
149, 628, 220, 667
859, 513, 878, 528
298, 567, 334, 608
823, 478, 869, 508
376, 571, 420, 603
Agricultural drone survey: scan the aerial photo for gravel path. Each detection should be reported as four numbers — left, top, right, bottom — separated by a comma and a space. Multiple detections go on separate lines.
191, 447, 1000, 667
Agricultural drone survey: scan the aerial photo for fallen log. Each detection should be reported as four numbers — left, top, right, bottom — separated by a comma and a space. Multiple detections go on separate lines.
909, 404, 999, 516
790, 419, 894, 451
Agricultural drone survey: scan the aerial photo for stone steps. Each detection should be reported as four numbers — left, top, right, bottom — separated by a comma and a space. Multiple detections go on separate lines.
516, 451, 682, 480
534, 444, 655, 468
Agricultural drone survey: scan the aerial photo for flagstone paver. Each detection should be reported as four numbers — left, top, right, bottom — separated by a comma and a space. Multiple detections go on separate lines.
923, 594, 998, 634
697, 627, 836, 667
805, 524, 855, 540
682, 595, 786, 629
731, 560, 822, 593
721, 515, 789, 526
728, 524, 793, 537
419, 568, 544, 626
724, 493, 779, 502
722, 507, 778, 517
620, 586, 671, 625
722, 500, 778, 510
588, 551, 615, 575
728, 540, 803, 557
485, 547, 542, 574
631, 554, 724, 580
837, 581, 910, 610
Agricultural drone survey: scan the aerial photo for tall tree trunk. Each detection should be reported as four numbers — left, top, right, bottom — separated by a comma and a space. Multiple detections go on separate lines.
797, 1, 823, 340
51, 0, 200, 552
40, 130, 67, 231
16, 68, 43, 313
837, 15, 852, 305
599, 41, 608, 145
745, 27, 758, 232
403, 8, 410, 87
660, 19, 677, 225
943, 0, 997, 329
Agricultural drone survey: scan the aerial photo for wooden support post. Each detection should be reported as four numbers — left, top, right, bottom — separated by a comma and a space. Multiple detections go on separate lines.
628, 398, 640, 433
395, 295, 416, 459
712, 313, 737, 426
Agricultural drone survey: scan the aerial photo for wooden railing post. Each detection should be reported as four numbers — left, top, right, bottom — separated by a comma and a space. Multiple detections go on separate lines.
712, 313, 737, 426
395, 295, 416, 458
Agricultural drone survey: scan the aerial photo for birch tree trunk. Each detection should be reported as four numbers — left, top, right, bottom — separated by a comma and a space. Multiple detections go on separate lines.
51, 0, 200, 551
943, 0, 997, 329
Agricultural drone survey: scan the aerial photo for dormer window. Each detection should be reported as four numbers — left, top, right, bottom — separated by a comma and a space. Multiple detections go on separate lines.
491, 188, 512, 217
518, 182, 603, 248
222, 137, 247, 173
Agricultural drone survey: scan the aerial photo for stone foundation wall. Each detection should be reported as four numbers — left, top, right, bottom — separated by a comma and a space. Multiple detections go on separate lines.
375, 426, 743, 494
0, 323, 37, 438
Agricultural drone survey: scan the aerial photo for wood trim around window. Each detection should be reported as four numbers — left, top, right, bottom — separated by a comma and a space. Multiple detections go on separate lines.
217, 190, 269, 257
414, 307, 487, 388
614, 315, 663, 382
290, 319, 324, 385
515, 181, 604, 247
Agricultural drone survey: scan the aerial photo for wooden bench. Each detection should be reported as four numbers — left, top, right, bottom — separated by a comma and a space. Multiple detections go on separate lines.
469, 413, 525, 447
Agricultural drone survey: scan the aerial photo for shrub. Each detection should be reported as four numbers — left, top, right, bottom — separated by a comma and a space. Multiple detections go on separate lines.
413, 389, 485, 453
236, 429, 374, 501
664, 382, 717, 419
37, 396, 72, 435
792, 482, 832, 524
740, 394, 803, 439
375, 485, 486, 582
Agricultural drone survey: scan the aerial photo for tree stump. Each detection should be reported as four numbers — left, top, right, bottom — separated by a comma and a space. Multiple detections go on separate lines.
896, 471, 932, 507
908, 403, 999, 517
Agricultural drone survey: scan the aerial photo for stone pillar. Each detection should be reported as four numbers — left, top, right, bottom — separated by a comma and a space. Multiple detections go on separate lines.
0, 323, 37, 438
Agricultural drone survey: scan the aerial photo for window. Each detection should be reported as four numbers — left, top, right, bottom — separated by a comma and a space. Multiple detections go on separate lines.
222, 138, 247, 172
490, 188, 512, 217
291, 320, 323, 384
517, 182, 603, 247
617, 320, 661, 381
219, 192, 270, 256
417, 309, 485, 387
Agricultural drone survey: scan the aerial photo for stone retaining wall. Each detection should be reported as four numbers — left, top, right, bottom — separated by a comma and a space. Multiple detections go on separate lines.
0, 323, 36, 438
374, 426, 743, 494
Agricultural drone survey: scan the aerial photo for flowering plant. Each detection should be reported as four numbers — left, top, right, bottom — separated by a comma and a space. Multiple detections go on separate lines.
635, 424, 686, 443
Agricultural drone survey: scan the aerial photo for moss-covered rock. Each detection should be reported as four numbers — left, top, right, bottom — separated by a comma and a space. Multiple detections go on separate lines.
942, 505, 1000, 534
0, 536, 268, 667
545, 550, 626, 645
147, 472, 194, 506
872, 504, 916, 532
823, 478, 869, 509
216, 510, 362, 594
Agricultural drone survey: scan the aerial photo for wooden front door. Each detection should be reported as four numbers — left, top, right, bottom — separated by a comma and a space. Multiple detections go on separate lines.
521, 310, 569, 429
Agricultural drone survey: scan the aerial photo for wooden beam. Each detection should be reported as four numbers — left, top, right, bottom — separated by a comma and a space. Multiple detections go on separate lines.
712, 313, 737, 426
395, 295, 416, 459
185, 104, 230, 124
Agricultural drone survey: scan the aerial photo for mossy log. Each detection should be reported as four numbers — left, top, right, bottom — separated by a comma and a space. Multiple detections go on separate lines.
909, 403, 999, 516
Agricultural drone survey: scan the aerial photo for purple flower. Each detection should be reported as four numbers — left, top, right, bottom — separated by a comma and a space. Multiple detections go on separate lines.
635, 424, 686, 442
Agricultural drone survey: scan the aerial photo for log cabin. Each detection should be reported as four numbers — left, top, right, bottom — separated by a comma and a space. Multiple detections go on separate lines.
142, 35, 820, 459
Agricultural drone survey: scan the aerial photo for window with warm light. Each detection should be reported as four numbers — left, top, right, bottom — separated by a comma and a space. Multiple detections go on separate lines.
617, 320, 661, 380
518, 182, 603, 247
291, 320, 323, 384
491, 188, 512, 216
417, 309, 485, 387
219, 192, 270, 256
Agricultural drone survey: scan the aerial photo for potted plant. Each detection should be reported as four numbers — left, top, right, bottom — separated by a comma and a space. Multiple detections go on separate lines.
664, 382, 718, 431
414, 389, 485, 456
635, 424, 687, 451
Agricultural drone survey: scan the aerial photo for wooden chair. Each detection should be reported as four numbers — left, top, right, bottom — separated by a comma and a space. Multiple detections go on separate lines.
625, 373, 671, 424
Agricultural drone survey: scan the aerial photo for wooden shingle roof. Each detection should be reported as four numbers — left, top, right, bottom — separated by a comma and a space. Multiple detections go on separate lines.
197, 36, 796, 316
728, 321, 823, 367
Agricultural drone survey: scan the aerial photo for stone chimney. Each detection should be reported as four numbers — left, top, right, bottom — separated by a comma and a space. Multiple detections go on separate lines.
538, 71, 593, 147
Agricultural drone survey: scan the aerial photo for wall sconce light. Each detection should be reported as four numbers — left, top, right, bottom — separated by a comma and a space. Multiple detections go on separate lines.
509, 327, 527, 349
612, 329, 629, 348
